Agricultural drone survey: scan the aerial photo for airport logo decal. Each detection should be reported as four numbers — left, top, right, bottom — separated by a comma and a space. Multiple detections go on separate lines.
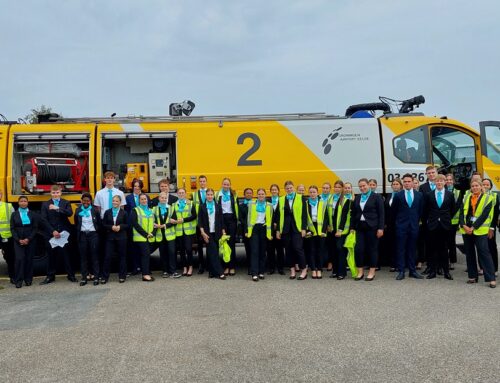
322, 127, 342, 155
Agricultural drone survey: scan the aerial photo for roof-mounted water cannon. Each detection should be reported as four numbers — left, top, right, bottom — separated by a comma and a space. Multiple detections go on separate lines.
169, 100, 195, 116
399, 95, 425, 113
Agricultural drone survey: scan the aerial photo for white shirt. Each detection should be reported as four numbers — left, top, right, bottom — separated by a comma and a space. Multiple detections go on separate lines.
220, 192, 233, 214
94, 187, 126, 218
310, 203, 318, 223
360, 195, 368, 221
256, 211, 266, 224
81, 215, 96, 232
288, 197, 293, 210
208, 210, 216, 233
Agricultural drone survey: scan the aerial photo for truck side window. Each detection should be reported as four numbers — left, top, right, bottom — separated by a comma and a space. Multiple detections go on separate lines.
393, 126, 430, 164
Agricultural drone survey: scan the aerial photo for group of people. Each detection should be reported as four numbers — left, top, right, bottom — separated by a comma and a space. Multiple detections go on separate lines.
0, 166, 498, 289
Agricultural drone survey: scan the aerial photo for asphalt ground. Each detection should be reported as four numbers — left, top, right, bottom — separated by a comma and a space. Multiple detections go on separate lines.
0, 245, 499, 383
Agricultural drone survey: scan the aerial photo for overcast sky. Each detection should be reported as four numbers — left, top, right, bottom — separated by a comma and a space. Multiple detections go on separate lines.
1, 0, 499, 128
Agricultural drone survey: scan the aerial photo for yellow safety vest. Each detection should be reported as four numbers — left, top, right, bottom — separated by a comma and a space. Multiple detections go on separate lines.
459, 193, 492, 236
278, 194, 304, 233
485, 191, 497, 230
246, 201, 273, 240
451, 189, 461, 225
174, 200, 196, 236
0, 202, 13, 239
133, 207, 155, 243
306, 199, 326, 236
329, 197, 351, 236
153, 205, 176, 242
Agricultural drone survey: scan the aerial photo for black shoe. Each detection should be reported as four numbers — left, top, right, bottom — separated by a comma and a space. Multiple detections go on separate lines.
396, 272, 405, 281
489, 283, 496, 289
426, 272, 437, 279
131, 269, 141, 276
443, 272, 453, 280
67, 276, 78, 283
10, 278, 15, 285
94, 280, 100, 286
208, 273, 214, 278
409, 272, 424, 279
25, 281, 32, 286
389, 268, 396, 272
422, 267, 431, 275
437, 268, 443, 275
354, 274, 364, 281
289, 275, 296, 280
252, 275, 259, 282
337, 275, 345, 280
365, 275, 375, 281
162, 272, 170, 278
40, 277, 55, 285
268, 269, 275, 275
79, 280, 87, 286
297, 274, 307, 280
219, 275, 226, 280
198, 268, 205, 275
449, 264, 455, 270
171, 272, 182, 278
278, 269, 285, 275
258, 274, 265, 280
101, 279, 108, 285
15, 282, 22, 288
467, 278, 478, 284
118, 278, 125, 284
329, 274, 336, 278
142, 276, 155, 282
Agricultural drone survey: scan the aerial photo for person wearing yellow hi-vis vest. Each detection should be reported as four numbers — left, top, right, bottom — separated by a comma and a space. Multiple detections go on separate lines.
131, 193, 156, 282
329, 184, 353, 280
275, 180, 308, 280
246, 188, 273, 281
216, 178, 239, 276
483, 178, 499, 274
445, 174, 465, 270
459, 179, 496, 288
0, 189, 15, 283
304, 186, 328, 279
326, 180, 345, 276
152, 192, 181, 279
173, 188, 197, 277
320, 182, 333, 272
191, 175, 208, 274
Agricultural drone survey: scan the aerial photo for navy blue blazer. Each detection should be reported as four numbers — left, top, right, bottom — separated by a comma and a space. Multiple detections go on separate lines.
392, 189, 424, 231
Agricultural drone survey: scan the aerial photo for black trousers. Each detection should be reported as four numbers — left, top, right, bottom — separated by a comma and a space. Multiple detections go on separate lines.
427, 227, 450, 273
46, 241, 74, 279
283, 230, 306, 269
335, 235, 348, 277
463, 234, 496, 282
127, 234, 142, 272
305, 235, 323, 271
446, 225, 458, 264
379, 225, 396, 268
325, 233, 336, 269
1, 238, 15, 280
134, 242, 152, 276
78, 231, 100, 280
487, 230, 498, 272
416, 225, 426, 264
14, 240, 35, 284
243, 236, 251, 272
177, 234, 193, 268
103, 238, 127, 280
195, 227, 205, 270
355, 223, 379, 269
267, 235, 284, 272
158, 240, 176, 274
206, 234, 223, 276
250, 224, 267, 276
222, 213, 237, 269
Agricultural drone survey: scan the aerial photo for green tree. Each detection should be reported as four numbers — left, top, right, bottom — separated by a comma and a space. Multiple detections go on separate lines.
24, 105, 62, 124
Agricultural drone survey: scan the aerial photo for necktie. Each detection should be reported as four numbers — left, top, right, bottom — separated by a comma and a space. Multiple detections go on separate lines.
430, 182, 436, 191
437, 191, 443, 208
178, 199, 186, 212
134, 194, 139, 207
159, 203, 167, 216
333, 193, 340, 202
108, 189, 113, 209
112, 207, 119, 217
53, 199, 60, 207
200, 189, 206, 204
406, 190, 413, 207
140, 204, 152, 217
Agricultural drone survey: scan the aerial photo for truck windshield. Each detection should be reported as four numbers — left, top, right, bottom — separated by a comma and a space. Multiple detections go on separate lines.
431, 126, 475, 168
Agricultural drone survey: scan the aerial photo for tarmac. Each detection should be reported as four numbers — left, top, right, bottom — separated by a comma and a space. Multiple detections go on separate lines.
0, 247, 499, 383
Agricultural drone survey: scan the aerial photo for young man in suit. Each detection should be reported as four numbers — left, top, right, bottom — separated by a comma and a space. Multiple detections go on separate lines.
40, 185, 77, 284
418, 165, 438, 274
423, 174, 455, 280
393, 174, 425, 280
150, 178, 178, 207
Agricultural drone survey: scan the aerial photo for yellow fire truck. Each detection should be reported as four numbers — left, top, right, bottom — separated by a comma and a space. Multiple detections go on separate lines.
1, 96, 499, 271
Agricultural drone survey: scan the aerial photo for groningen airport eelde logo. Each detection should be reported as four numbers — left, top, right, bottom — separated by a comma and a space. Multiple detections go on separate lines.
322, 127, 343, 155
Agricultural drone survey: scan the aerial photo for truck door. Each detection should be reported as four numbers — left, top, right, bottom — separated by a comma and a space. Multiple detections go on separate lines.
479, 121, 500, 191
